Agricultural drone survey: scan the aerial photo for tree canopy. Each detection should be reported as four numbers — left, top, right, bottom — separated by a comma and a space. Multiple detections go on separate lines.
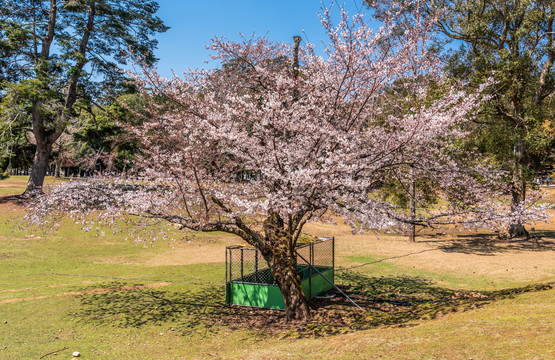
368, 0, 555, 236
0, 0, 168, 192
26, 0, 550, 321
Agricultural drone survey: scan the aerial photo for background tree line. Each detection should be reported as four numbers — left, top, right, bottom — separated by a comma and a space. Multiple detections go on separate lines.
366, 0, 555, 237
0, 0, 167, 188
1, 0, 554, 237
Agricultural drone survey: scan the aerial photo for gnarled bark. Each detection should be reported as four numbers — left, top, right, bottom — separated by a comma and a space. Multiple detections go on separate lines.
509, 176, 529, 238
509, 139, 529, 238
266, 243, 310, 321
26, 142, 52, 194
263, 212, 310, 321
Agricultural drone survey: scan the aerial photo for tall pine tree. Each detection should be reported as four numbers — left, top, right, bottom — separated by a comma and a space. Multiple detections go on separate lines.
0, 0, 168, 193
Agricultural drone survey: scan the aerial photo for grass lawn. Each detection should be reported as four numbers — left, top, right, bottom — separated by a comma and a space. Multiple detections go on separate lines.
0, 176, 554, 359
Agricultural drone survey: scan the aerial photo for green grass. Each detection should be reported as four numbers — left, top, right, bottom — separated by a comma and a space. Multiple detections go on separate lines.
234, 287, 555, 360
0, 205, 233, 359
342, 254, 526, 290
0, 176, 554, 359
0, 229, 225, 299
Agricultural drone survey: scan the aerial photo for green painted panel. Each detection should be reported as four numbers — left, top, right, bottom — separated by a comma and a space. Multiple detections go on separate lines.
228, 268, 334, 309
230, 282, 284, 309
303, 269, 334, 298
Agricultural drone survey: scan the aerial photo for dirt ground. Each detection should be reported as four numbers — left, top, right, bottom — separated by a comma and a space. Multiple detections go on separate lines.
305, 211, 554, 286
139, 189, 555, 287
0, 282, 171, 304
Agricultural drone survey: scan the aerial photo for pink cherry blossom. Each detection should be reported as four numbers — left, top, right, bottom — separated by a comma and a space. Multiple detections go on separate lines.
25, 0, 550, 321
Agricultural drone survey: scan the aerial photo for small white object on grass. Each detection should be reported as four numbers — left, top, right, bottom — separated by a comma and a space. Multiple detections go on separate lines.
72, 351, 80, 357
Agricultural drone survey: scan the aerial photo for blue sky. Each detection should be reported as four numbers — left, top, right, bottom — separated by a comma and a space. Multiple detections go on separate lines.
154, 0, 366, 77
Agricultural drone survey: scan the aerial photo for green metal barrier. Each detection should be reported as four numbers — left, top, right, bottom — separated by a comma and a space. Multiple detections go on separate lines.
225, 238, 335, 309
227, 266, 334, 309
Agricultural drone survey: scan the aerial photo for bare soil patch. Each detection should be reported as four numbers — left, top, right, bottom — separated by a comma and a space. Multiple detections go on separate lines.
0, 282, 171, 304
143, 237, 239, 266
303, 205, 555, 286
0, 280, 99, 293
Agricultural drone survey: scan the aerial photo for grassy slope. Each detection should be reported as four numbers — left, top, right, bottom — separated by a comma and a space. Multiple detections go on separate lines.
0, 176, 554, 359
235, 288, 555, 360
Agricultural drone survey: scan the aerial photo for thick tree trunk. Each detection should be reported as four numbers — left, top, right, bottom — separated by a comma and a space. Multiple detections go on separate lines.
26, 103, 59, 195
509, 180, 529, 238
267, 244, 310, 321
509, 139, 529, 238
263, 212, 310, 321
26, 143, 52, 194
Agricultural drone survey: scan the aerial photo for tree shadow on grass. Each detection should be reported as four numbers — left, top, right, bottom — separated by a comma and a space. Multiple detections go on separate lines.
423, 232, 555, 256
0, 195, 25, 205
302, 271, 554, 337
75, 282, 289, 336
76, 282, 229, 336
534, 230, 555, 241
74, 277, 553, 338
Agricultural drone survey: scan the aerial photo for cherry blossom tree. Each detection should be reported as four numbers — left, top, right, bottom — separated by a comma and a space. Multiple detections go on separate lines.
26, 1, 549, 321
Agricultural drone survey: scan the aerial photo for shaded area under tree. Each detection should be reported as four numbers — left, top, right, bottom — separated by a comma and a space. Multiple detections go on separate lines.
74, 275, 554, 338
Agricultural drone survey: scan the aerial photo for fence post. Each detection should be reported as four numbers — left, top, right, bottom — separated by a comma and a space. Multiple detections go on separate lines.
332, 237, 335, 270
229, 247, 233, 282
225, 247, 229, 304
255, 249, 259, 283
240, 248, 244, 280
309, 242, 313, 298
311, 241, 314, 265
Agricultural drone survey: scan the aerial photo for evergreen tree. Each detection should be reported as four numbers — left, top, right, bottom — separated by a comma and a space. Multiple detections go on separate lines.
0, 0, 168, 193
366, 0, 555, 236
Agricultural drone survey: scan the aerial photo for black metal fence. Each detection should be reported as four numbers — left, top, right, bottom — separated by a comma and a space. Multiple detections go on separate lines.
225, 237, 334, 286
